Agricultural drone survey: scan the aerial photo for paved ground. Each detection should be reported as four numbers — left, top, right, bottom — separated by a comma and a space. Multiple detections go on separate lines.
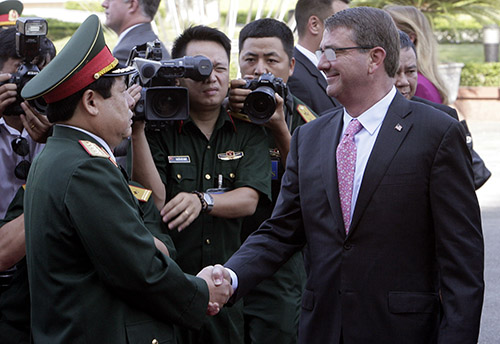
468, 120, 499, 343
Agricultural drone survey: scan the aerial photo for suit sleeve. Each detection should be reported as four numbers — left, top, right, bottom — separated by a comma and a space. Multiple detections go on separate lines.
225, 126, 307, 300
430, 121, 484, 342
66, 159, 208, 329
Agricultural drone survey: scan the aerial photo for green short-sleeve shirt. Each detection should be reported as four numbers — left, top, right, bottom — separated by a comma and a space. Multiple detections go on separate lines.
147, 107, 271, 274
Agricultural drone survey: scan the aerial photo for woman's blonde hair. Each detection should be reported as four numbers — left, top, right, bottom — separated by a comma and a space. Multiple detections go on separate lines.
384, 5, 449, 104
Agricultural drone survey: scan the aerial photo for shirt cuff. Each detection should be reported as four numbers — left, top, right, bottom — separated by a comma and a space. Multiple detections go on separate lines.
225, 267, 238, 292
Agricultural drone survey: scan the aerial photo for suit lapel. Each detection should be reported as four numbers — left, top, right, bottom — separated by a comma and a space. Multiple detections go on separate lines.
320, 109, 345, 236
349, 93, 414, 233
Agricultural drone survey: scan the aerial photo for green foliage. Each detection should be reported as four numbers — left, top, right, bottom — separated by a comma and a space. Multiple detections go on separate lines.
46, 18, 80, 42
352, 0, 500, 26
460, 62, 500, 86
438, 43, 484, 64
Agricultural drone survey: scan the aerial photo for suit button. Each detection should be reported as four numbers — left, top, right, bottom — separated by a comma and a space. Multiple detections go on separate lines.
205, 173, 211, 180
343, 243, 352, 250
152, 339, 158, 344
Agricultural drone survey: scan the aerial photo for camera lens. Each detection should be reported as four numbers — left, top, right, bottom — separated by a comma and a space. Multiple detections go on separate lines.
243, 86, 276, 124
149, 89, 182, 119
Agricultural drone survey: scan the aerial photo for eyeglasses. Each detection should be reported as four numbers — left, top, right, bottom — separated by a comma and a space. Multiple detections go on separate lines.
11, 136, 31, 180
315, 46, 374, 61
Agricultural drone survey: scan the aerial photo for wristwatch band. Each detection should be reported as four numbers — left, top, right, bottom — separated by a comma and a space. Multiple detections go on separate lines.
192, 191, 213, 213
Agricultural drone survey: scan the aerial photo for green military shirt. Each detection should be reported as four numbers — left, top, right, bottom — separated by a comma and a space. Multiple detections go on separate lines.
147, 107, 271, 275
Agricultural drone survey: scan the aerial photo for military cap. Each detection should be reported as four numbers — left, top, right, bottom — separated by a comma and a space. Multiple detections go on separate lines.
0, 0, 22, 26
21, 14, 134, 103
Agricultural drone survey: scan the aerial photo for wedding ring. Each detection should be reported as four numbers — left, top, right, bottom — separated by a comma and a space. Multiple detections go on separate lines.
30, 124, 35, 129
184, 210, 190, 216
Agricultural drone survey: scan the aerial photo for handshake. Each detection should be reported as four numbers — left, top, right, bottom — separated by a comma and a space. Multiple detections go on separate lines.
197, 264, 233, 316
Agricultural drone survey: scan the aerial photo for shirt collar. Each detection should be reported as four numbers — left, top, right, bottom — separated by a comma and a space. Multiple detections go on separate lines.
56, 124, 116, 161
296, 44, 319, 67
179, 107, 237, 134
343, 86, 397, 135
0, 117, 27, 136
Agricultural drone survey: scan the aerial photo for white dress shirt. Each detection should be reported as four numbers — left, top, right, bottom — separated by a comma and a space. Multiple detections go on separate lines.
341, 86, 397, 220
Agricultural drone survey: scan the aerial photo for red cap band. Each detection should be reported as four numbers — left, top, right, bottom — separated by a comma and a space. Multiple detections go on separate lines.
43, 46, 117, 103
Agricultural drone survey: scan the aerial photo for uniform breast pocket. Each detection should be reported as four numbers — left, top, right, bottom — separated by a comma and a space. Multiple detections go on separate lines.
213, 160, 239, 191
168, 164, 197, 194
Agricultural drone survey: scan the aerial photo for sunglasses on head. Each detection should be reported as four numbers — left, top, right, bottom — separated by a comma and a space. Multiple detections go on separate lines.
11, 136, 31, 180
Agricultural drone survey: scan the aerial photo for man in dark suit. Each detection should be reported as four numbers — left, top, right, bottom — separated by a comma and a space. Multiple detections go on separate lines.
101, 0, 169, 64
20, 15, 231, 343
287, 0, 347, 114
221, 7, 484, 343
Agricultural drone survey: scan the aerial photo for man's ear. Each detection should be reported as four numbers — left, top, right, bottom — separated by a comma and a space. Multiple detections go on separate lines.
367, 47, 386, 74
128, 0, 141, 14
308, 15, 323, 36
288, 57, 296, 77
81, 89, 99, 116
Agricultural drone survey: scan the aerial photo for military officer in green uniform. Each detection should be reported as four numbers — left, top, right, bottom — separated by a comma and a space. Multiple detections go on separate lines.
227, 18, 321, 344
20, 15, 232, 344
131, 26, 271, 344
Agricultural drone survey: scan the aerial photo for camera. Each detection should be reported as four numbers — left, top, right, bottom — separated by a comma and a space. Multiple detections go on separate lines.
128, 40, 213, 129
1, 18, 48, 116
241, 73, 286, 124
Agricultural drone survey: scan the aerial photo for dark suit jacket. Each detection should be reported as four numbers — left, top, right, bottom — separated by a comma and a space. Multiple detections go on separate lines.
113, 22, 170, 64
412, 95, 459, 120
225, 92, 484, 344
24, 126, 208, 344
287, 47, 340, 114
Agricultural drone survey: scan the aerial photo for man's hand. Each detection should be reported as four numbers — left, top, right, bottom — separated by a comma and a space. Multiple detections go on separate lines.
161, 192, 202, 231
20, 102, 52, 143
127, 84, 142, 108
197, 264, 233, 316
228, 78, 252, 113
0, 73, 17, 114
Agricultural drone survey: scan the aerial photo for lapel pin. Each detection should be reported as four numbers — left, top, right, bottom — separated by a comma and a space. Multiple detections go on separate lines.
395, 123, 403, 132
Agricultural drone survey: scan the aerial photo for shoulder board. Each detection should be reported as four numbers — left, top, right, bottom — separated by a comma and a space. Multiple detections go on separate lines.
129, 185, 152, 202
79, 140, 110, 158
22, 184, 26, 190
296, 104, 317, 123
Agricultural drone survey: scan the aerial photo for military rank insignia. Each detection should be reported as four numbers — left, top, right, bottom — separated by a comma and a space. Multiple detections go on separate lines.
128, 185, 152, 202
296, 104, 317, 123
79, 140, 118, 167
217, 150, 244, 160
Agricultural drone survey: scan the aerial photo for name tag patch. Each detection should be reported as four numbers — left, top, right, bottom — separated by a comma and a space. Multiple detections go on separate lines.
168, 155, 191, 163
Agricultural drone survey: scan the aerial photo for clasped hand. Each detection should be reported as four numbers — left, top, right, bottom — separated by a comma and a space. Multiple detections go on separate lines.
196, 264, 233, 316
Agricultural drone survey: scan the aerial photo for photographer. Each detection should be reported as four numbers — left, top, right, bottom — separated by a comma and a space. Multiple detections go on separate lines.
0, 18, 54, 314
227, 18, 318, 344
131, 26, 271, 343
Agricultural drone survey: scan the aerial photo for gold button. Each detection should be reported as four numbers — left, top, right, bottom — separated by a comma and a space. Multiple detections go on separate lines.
177, 174, 182, 179
205, 173, 211, 180
207, 145, 211, 149
152, 339, 158, 344
229, 173, 235, 179
205, 238, 211, 245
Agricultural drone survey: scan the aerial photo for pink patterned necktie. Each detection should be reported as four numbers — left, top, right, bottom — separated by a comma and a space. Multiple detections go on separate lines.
336, 119, 363, 233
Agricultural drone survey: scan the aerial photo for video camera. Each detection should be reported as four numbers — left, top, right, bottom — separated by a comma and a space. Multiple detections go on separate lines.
1, 17, 48, 116
241, 73, 287, 124
128, 40, 213, 129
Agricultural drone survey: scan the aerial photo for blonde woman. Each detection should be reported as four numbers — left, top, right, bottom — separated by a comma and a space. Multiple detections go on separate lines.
385, 5, 449, 104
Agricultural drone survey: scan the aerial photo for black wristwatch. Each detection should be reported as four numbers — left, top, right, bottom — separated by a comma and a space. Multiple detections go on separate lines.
192, 191, 214, 213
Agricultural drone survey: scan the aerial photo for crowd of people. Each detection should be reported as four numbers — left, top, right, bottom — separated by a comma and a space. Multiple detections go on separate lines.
0, 0, 486, 343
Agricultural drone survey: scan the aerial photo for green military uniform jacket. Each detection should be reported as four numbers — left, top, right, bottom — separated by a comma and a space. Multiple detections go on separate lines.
24, 125, 209, 344
147, 108, 271, 343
